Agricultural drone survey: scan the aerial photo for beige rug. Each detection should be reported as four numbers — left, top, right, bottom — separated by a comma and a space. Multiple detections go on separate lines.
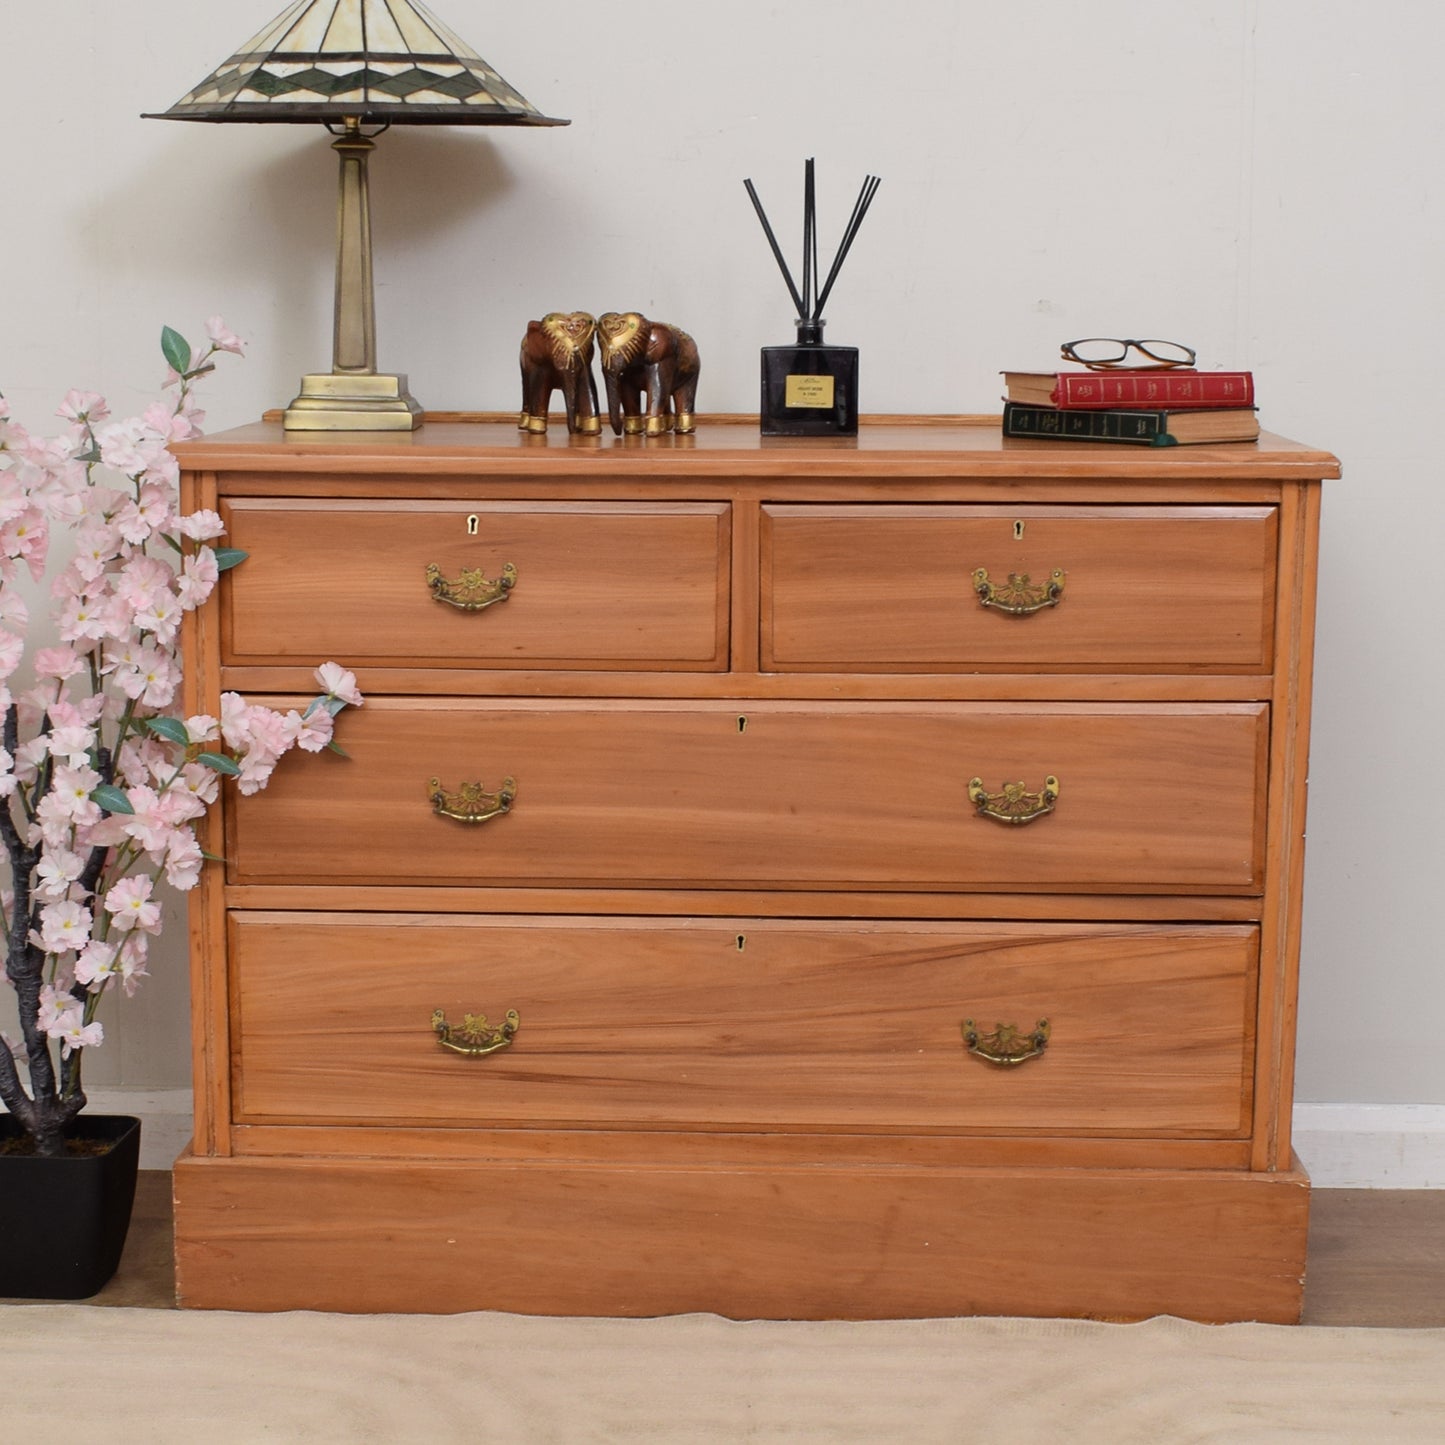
4, 1307, 1443, 1442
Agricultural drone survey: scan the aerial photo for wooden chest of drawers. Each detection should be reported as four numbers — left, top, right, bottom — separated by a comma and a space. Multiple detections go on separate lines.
172, 419, 1335, 1322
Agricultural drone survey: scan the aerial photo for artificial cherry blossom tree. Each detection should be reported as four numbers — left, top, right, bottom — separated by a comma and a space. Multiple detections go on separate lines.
0, 322, 360, 1157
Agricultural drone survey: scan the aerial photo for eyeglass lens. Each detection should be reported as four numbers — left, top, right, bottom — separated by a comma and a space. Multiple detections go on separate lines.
1063, 338, 1196, 367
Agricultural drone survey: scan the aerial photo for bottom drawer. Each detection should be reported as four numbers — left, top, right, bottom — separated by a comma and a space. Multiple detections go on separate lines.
230, 914, 1257, 1138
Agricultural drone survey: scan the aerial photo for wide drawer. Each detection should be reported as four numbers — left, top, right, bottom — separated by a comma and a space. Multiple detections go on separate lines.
229, 699, 1267, 891
219, 499, 731, 669
762, 504, 1278, 670
229, 914, 1257, 1136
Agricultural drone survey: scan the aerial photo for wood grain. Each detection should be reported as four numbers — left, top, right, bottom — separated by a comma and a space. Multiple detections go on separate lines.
221, 499, 730, 669
762, 504, 1277, 670
173, 1151, 1310, 1322
227, 699, 1269, 892
228, 915, 1257, 1137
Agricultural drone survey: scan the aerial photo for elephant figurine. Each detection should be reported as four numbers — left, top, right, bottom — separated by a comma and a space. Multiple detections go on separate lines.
518, 312, 601, 435
597, 312, 700, 437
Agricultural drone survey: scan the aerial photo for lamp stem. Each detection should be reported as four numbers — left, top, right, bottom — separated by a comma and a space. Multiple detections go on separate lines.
332, 116, 377, 375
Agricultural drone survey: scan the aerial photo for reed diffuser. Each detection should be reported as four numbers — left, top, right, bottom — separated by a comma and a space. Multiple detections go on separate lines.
745, 159, 880, 436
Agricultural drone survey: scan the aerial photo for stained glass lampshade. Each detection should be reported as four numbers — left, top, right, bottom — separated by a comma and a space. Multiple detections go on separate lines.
145, 0, 568, 430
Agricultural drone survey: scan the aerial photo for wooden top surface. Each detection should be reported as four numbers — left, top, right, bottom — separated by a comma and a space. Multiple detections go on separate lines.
173, 414, 1340, 480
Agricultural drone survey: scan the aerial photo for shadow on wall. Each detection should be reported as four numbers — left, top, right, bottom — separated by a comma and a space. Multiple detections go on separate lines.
82, 124, 522, 405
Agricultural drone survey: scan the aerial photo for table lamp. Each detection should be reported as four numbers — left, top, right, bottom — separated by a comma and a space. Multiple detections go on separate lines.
144, 0, 567, 431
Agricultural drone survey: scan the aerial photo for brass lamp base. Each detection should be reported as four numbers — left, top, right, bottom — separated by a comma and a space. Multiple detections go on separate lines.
283, 372, 424, 431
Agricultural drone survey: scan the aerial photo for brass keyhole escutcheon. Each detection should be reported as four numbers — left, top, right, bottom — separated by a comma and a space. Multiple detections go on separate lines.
466, 514, 480, 536
737, 715, 748, 734
1013, 520, 1026, 540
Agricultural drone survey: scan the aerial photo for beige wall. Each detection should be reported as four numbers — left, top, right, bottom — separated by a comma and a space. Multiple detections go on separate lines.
1, 0, 1440, 1106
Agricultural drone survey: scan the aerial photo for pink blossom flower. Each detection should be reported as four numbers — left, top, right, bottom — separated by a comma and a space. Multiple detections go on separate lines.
35, 847, 86, 901
44, 722, 95, 766
74, 940, 119, 991
177, 547, 219, 609
184, 714, 219, 744
315, 661, 363, 708
0, 628, 23, 679
36, 984, 83, 1035
164, 831, 204, 890
290, 705, 335, 753
34, 645, 86, 681
45, 763, 103, 821
54, 1015, 104, 1058
205, 316, 247, 356
0, 746, 16, 798
177, 509, 226, 541
56, 390, 110, 425
117, 933, 151, 996
33, 900, 94, 954
103, 875, 162, 933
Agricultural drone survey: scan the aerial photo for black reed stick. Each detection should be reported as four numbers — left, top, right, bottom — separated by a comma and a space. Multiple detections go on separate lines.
745, 164, 881, 325
744, 177, 806, 318
813, 174, 880, 322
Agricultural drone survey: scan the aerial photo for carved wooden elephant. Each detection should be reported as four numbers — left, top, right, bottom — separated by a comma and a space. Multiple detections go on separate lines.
518, 312, 601, 435
597, 312, 700, 437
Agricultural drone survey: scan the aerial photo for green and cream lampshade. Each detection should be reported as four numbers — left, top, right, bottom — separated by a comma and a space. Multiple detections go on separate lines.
146, 0, 569, 430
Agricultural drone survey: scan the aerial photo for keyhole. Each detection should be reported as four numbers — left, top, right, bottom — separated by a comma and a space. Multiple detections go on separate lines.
737, 715, 748, 734
736, 934, 747, 952
467, 514, 480, 536
1013, 520, 1026, 541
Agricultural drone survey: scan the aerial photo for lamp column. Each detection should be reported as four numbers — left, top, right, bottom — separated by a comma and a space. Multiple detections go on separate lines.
283, 118, 425, 431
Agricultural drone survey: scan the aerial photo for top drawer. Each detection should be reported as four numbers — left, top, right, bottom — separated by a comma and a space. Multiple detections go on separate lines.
762, 505, 1277, 671
220, 499, 731, 670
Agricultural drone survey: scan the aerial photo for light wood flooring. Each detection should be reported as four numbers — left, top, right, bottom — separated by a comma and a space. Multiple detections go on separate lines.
51, 1173, 1443, 1326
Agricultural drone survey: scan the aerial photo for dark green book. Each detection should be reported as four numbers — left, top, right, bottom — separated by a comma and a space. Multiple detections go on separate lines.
1002, 400, 1260, 446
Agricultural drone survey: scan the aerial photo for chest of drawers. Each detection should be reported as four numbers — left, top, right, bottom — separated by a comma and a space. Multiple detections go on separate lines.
172, 418, 1335, 1322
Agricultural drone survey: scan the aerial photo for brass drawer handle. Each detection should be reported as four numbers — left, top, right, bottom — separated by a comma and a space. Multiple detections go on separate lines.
429, 776, 516, 824
433, 1008, 520, 1056
967, 774, 1059, 825
963, 1018, 1050, 1066
426, 561, 518, 611
972, 567, 1065, 616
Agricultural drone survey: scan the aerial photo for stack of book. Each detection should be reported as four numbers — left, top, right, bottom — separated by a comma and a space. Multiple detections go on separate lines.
1000, 367, 1259, 446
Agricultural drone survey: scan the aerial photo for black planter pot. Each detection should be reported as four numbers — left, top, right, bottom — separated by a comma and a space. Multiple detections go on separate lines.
0, 1114, 141, 1299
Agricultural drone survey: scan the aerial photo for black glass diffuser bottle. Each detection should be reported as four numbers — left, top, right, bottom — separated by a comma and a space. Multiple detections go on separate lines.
746, 161, 879, 437
760, 318, 858, 436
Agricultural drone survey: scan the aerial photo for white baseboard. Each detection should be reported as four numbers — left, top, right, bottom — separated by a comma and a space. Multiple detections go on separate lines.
10, 1092, 1443, 1186
1293, 1103, 1445, 1188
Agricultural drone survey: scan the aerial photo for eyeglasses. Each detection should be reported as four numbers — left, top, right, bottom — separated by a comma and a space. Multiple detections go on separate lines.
1060, 338, 1197, 370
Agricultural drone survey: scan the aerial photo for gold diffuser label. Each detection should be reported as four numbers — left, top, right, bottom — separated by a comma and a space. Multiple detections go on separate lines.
786, 374, 835, 409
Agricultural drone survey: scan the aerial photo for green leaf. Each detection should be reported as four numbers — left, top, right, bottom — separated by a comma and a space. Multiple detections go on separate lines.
197, 751, 241, 776
158, 532, 184, 554
91, 783, 135, 815
201, 850, 227, 864
304, 694, 347, 720
161, 326, 192, 377
325, 740, 351, 758
145, 716, 192, 745
212, 548, 249, 572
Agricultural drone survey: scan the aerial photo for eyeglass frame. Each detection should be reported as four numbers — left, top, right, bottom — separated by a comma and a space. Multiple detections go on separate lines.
1060, 338, 1197, 370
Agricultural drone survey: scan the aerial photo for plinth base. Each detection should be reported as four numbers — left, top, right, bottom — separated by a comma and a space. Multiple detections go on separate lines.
283, 373, 424, 431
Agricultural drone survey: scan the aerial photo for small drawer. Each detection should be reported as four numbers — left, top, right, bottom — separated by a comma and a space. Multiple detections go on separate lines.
220, 499, 731, 670
229, 699, 1267, 893
762, 504, 1277, 671
229, 914, 1257, 1137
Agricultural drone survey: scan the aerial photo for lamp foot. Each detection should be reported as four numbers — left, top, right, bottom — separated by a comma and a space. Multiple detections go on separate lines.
283, 372, 424, 431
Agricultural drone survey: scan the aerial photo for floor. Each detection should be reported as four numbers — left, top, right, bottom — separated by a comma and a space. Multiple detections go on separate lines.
70, 1173, 1445, 1325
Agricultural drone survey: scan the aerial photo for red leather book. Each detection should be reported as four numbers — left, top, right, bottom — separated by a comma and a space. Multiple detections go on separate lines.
1003, 369, 1254, 410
